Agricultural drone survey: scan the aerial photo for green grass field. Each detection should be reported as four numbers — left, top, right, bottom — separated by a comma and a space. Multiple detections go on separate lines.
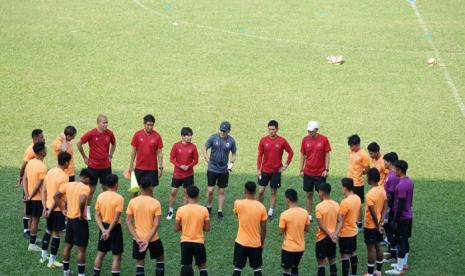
1, 0, 465, 275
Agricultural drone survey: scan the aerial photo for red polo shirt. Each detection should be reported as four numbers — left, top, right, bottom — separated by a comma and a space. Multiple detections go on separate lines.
80, 128, 116, 169
257, 135, 294, 173
170, 141, 199, 179
300, 134, 331, 176
131, 129, 163, 171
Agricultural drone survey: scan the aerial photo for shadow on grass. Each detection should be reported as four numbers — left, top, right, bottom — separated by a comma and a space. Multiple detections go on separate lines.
0, 167, 463, 275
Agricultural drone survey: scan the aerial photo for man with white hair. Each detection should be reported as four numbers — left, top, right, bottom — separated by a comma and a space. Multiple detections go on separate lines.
299, 121, 331, 221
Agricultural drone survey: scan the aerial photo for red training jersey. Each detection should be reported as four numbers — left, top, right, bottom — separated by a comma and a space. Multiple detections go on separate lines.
131, 129, 163, 171
80, 128, 116, 169
300, 134, 331, 176
257, 135, 294, 173
170, 141, 199, 179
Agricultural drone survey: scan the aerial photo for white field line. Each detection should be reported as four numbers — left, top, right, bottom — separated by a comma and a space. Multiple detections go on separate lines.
408, 1, 465, 120
132, 0, 465, 56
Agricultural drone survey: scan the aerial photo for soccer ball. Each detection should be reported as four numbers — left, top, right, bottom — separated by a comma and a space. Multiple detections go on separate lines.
327, 55, 344, 65
427, 57, 437, 65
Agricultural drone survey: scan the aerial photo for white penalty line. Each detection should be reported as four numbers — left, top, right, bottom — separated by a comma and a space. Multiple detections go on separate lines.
408, 1, 465, 120
132, 0, 465, 56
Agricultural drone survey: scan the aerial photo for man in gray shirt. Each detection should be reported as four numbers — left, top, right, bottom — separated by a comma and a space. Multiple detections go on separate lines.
202, 121, 237, 220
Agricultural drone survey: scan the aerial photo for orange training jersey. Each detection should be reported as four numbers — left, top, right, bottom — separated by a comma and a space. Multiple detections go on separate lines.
44, 167, 68, 211
234, 199, 267, 248
364, 186, 387, 229
95, 191, 124, 224
127, 195, 162, 242
315, 199, 339, 242
338, 194, 361, 237
53, 136, 75, 177
175, 203, 210, 244
59, 182, 90, 219
25, 158, 48, 200
23, 143, 35, 162
348, 149, 370, 186
279, 207, 310, 252
371, 155, 388, 186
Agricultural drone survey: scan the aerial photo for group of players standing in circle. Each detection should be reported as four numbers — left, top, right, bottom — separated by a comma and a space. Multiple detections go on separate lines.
19, 114, 414, 276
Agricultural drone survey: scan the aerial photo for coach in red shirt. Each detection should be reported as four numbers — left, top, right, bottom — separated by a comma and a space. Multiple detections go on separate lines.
166, 127, 199, 220
257, 120, 294, 220
129, 114, 163, 196
299, 120, 331, 221
77, 114, 116, 220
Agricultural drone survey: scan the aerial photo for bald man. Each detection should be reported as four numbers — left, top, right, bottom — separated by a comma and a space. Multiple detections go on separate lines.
77, 115, 116, 220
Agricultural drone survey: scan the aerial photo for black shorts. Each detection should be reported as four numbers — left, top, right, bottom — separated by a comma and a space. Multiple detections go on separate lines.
97, 223, 124, 255
364, 228, 383, 245
281, 250, 303, 269
207, 171, 229, 188
181, 242, 207, 266
258, 172, 281, 189
69, 176, 75, 182
303, 175, 326, 192
397, 219, 412, 240
353, 186, 365, 203
135, 169, 159, 187
338, 236, 357, 254
233, 243, 263, 269
65, 218, 89, 246
132, 239, 164, 260
172, 176, 194, 189
88, 167, 112, 186
315, 236, 336, 259
25, 200, 43, 218
47, 211, 66, 232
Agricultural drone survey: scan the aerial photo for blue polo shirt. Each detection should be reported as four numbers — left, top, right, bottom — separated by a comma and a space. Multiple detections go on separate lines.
205, 133, 237, 173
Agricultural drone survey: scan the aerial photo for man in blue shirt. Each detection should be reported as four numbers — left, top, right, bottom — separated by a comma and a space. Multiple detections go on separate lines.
202, 121, 237, 220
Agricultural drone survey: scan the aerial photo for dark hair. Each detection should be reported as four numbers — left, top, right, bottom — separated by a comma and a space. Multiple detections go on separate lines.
180, 265, 194, 276
181, 127, 193, 136
143, 114, 155, 124
64, 126, 77, 137
58, 152, 72, 166
394, 160, 408, 174
341, 178, 354, 191
79, 168, 94, 179
244, 181, 256, 194
32, 142, 45, 154
31, 129, 43, 138
347, 134, 361, 146
139, 177, 152, 189
383, 152, 398, 164
367, 142, 380, 153
318, 182, 331, 195
367, 168, 380, 183
285, 188, 298, 202
105, 174, 118, 188
186, 186, 200, 198
268, 120, 279, 128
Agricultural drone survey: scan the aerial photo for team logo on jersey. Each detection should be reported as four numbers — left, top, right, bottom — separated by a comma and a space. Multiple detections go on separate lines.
140, 138, 144, 142
317, 142, 322, 147
275, 143, 280, 148
178, 149, 182, 152
105, 137, 110, 142
215, 141, 219, 146
226, 142, 230, 148
306, 143, 310, 148
265, 143, 269, 147
95, 137, 99, 141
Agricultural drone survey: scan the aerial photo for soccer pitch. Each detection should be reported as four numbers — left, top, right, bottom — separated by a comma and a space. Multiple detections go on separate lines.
1, 0, 465, 275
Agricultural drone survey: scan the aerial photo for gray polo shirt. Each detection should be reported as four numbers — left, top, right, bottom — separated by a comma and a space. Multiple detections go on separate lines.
205, 133, 237, 173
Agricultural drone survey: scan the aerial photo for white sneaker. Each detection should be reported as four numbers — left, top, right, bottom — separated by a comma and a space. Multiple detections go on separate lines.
28, 244, 41, 252
47, 260, 63, 268
385, 268, 403, 275
166, 211, 174, 220
39, 255, 49, 263
86, 206, 92, 221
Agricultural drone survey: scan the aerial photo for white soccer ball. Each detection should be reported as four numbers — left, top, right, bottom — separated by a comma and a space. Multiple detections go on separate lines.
427, 57, 437, 65
327, 55, 344, 64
